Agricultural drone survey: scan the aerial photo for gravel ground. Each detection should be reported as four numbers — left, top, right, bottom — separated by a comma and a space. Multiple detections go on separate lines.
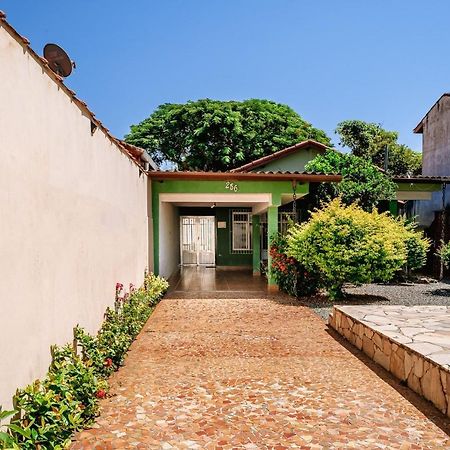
302, 279, 450, 321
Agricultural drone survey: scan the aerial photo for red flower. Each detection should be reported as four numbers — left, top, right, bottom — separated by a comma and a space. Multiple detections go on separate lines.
115, 282, 123, 291
96, 389, 106, 399
104, 358, 113, 367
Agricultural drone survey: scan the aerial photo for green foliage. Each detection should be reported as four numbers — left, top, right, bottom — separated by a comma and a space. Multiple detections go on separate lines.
402, 222, 430, 272
287, 199, 409, 299
269, 232, 321, 297
0, 273, 169, 450
336, 120, 422, 175
125, 99, 330, 171
0, 408, 20, 449
305, 149, 396, 211
438, 241, 450, 269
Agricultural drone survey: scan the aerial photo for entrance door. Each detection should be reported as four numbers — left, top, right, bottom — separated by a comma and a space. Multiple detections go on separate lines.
180, 216, 215, 266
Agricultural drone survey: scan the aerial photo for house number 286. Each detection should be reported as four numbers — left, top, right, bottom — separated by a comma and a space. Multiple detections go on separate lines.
225, 181, 239, 192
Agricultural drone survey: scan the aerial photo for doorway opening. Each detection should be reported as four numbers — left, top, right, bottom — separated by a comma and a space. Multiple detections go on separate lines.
180, 216, 215, 266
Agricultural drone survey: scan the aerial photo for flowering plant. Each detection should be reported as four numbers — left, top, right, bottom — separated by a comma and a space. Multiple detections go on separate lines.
1, 272, 169, 449
270, 232, 321, 297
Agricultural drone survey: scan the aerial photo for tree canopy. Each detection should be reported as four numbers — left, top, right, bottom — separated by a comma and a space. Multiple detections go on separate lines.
305, 149, 396, 211
125, 99, 330, 171
336, 120, 422, 176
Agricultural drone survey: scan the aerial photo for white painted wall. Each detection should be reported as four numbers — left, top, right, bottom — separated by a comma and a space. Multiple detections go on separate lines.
0, 25, 148, 407
159, 202, 180, 278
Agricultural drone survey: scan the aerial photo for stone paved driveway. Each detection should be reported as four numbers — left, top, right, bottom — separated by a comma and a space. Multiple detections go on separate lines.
71, 297, 450, 449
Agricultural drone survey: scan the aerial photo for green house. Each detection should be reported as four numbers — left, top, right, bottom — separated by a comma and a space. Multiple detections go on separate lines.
148, 140, 445, 289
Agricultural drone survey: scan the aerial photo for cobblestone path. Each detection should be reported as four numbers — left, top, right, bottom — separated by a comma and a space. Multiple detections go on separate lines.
71, 297, 450, 449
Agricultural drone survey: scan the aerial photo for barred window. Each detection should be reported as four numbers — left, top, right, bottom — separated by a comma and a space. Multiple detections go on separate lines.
231, 210, 252, 253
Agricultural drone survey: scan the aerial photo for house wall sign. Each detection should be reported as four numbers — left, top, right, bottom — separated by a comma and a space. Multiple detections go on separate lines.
225, 181, 239, 192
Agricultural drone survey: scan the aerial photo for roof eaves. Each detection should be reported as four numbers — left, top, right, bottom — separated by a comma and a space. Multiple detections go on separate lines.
393, 175, 450, 183
147, 170, 342, 182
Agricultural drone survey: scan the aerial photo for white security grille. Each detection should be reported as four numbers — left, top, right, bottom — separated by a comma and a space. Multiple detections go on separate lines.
180, 216, 215, 266
231, 210, 252, 254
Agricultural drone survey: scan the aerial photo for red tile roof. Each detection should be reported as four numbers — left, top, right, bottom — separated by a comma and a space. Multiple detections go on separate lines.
147, 170, 342, 182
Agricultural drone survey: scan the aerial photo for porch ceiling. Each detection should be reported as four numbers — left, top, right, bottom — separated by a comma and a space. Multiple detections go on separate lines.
159, 193, 271, 214
159, 192, 302, 214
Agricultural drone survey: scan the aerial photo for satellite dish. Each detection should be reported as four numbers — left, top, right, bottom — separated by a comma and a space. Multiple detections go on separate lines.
43, 43, 75, 77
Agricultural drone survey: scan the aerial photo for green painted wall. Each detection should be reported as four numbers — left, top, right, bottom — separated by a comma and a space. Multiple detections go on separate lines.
396, 182, 441, 192
151, 178, 309, 276
215, 208, 252, 266
267, 206, 278, 286
251, 148, 322, 172
252, 215, 261, 274
152, 179, 307, 204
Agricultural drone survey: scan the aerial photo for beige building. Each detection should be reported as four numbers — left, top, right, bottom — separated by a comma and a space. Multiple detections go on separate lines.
414, 94, 450, 227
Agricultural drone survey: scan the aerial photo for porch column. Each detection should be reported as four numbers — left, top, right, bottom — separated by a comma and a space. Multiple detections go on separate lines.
389, 200, 398, 216
267, 205, 279, 290
252, 215, 261, 275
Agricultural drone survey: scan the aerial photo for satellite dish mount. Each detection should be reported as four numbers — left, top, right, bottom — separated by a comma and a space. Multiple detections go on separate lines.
43, 43, 75, 78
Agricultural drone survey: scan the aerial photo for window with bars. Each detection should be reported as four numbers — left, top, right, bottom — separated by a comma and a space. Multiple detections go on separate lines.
231, 210, 252, 253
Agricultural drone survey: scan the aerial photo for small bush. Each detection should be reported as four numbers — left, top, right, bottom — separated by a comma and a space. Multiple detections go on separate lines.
402, 221, 430, 273
0, 272, 168, 450
438, 241, 450, 269
287, 199, 410, 299
270, 233, 321, 297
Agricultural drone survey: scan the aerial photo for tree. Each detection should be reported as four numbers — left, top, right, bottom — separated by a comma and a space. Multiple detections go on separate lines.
305, 149, 396, 211
287, 199, 410, 299
336, 120, 422, 175
125, 99, 330, 171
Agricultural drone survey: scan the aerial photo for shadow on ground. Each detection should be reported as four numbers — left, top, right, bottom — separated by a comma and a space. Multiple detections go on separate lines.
327, 327, 450, 437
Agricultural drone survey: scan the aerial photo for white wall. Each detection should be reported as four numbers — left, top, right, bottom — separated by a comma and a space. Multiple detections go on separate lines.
0, 25, 148, 407
159, 202, 180, 278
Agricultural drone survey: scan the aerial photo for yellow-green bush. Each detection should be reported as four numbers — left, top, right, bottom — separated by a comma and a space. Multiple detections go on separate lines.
438, 241, 450, 269
287, 199, 428, 299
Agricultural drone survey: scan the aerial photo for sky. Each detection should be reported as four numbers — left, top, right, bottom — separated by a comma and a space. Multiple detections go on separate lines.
2, 0, 450, 151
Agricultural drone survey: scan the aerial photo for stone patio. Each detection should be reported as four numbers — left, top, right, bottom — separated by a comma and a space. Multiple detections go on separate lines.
71, 297, 450, 449
330, 305, 450, 419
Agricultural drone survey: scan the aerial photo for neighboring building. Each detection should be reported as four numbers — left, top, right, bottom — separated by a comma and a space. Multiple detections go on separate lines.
413, 94, 450, 227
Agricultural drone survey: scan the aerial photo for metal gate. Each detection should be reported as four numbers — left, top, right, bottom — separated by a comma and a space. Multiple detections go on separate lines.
180, 216, 215, 266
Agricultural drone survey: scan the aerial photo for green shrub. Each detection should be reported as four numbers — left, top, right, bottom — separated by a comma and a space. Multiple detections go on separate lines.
270, 232, 321, 297
287, 199, 409, 299
0, 272, 169, 450
402, 222, 430, 273
438, 241, 450, 268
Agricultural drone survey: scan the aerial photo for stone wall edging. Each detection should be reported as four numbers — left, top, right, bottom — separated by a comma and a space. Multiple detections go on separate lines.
329, 307, 450, 418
